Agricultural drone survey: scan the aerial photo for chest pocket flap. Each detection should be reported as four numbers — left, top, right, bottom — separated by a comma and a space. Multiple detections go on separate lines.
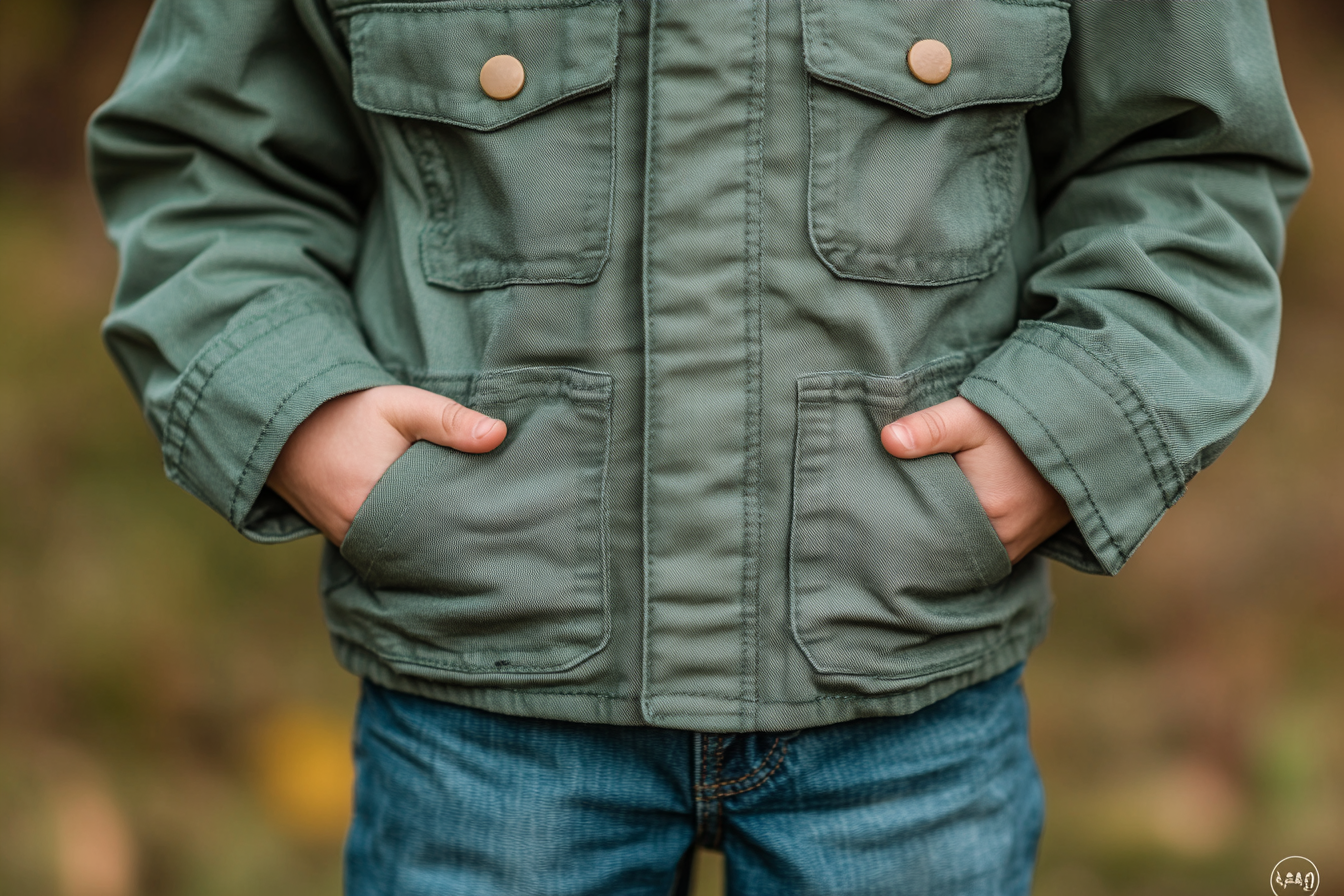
339, 0, 623, 290
348, 1, 621, 132
800, 0, 1070, 286
801, 0, 1069, 118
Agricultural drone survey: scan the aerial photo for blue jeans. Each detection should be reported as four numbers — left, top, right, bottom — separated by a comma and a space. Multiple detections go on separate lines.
345, 666, 1042, 895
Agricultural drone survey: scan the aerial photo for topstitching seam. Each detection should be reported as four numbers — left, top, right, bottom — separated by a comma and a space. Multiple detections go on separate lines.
1019, 324, 1181, 501
695, 736, 781, 790
712, 742, 788, 799
228, 358, 382, 523
637, 0, 661, 724
963, 373, 1126, 562
737, 0, 766, 728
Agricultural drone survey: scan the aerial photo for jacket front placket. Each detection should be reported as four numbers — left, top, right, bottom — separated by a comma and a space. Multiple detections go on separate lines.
639, 0, 769, 731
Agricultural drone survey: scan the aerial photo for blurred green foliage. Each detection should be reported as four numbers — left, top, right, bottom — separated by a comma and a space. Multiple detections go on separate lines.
0, 0, 1340, 893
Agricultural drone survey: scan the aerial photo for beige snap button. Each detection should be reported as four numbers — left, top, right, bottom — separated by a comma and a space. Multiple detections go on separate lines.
907, 39, 952, 85
480, 54, 525, 100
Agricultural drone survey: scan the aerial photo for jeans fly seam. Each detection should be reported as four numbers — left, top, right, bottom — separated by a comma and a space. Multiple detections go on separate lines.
694, 737, 780, 790
705, 736, 725, 847
695, 734, 710, 804
709, 742, 788, 800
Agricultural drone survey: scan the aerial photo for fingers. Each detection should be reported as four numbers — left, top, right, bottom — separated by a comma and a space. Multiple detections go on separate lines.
881, 397, 998, 459
378, 386, 507, 453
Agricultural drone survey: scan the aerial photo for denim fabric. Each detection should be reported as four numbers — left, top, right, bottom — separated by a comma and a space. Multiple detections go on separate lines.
345, 663, 1042, 896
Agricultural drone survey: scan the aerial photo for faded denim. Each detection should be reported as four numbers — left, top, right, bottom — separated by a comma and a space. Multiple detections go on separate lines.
345, 664, 1042, 896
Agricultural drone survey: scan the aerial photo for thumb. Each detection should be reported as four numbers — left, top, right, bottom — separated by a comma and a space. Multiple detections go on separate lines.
378, 386, 507, 454
881, 397, 994, 459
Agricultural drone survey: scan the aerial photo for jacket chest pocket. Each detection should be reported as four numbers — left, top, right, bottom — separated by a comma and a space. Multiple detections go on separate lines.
801, 0, 1069, 286
789, 355, 1017, 680
343, 0, 621, 291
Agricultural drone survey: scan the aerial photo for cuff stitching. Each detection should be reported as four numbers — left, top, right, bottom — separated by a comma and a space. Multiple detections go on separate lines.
227, 358, 393, 526
1016, 322, 1183, 504
963, 373, 1126, 568
164, 287, 339, 484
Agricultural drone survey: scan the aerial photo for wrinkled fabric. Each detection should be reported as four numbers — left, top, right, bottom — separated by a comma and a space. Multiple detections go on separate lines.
89, 0, 1311, 732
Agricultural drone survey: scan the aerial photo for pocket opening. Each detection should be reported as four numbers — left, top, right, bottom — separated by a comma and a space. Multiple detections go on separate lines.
334, 366, 614, 675
789, 353, 1016, 680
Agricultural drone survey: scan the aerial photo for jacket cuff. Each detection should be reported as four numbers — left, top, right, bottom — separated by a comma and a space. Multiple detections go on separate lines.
959, 323, 1184, 575
160, 284, 400, 543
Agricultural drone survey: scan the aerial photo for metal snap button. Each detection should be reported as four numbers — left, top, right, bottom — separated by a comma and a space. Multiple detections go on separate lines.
907, 39, 952, 85
480, 54, 525, 100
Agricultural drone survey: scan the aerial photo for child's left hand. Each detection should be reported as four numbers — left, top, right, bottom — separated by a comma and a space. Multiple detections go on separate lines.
882, 398, 1071, 564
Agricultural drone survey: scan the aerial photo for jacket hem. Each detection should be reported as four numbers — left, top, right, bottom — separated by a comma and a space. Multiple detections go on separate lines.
328, 610, 1049, 733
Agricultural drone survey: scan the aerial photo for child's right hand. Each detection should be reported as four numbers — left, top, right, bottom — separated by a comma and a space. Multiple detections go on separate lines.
266, 386, 507, 545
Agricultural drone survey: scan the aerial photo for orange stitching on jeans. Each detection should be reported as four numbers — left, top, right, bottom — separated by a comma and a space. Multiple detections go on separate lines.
694, 737, 780, 790
711, 742, 789, 799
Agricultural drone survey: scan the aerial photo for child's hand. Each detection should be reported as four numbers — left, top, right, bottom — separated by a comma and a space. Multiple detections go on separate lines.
267, 386, 507, 545
881, 397, 1070, 564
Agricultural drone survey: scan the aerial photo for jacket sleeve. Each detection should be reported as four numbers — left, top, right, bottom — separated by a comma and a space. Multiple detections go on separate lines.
957, 0, 1311, 575
89, 0, 400, 542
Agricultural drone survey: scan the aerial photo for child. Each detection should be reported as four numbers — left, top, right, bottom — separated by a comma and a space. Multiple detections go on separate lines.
90, 1, 1309, 892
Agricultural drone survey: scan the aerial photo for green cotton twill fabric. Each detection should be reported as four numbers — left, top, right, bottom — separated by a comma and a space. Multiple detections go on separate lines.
89, 0, 1310, 732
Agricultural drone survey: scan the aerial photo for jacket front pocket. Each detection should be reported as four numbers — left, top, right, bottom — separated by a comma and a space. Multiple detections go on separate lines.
801, 0, 1069, 286
790, 357, 1014, 680
338, 367, 613, 674
343, 0, 621, 290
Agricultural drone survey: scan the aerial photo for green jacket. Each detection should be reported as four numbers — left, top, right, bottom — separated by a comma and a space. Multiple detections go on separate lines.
90, 0, 1310, 732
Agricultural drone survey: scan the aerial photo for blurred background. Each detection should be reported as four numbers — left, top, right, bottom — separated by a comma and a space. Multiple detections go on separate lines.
0, 1, 1340, 893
